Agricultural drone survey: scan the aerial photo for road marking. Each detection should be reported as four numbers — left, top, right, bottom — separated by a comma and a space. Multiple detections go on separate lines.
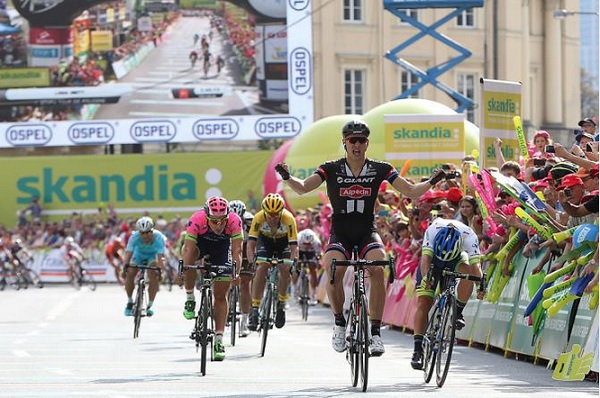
12, 350, 30, 357
46, 291, 81, 321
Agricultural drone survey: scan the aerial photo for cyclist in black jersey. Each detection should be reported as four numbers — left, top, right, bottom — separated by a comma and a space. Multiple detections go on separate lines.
276, 119, 445, 356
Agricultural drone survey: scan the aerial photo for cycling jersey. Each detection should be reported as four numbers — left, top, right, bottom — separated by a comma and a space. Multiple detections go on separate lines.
248, 209, 298, 243
126, 230, 166, 265
105, 239, 124, 258
184, 209, 242, 272
315, 158, 398, 254
422, 218, 481, 265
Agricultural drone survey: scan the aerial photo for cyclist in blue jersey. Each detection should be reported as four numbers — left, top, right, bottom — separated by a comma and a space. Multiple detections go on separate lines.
123, 216, 167, 317
410, 217, 482, 370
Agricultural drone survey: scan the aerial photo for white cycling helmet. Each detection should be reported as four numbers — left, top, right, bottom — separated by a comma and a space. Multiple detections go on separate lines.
298, 229, 317, 245
229, 200, 247, 218
136, 216, 154, 232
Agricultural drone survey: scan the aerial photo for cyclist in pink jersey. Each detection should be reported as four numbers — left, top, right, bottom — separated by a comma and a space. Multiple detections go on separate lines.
181, 196, 243, 361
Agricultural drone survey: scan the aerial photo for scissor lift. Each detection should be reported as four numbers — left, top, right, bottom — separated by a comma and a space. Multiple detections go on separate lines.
383, 0, 484, 113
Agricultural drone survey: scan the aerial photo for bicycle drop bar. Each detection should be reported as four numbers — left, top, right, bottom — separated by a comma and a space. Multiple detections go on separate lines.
330, 258, 394, 284
178, 260, 231, 275
442, 270, 487, 294
124, 263, 162, 274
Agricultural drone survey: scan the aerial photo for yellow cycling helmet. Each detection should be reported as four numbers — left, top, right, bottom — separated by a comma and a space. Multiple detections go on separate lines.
262, 193, 285, 214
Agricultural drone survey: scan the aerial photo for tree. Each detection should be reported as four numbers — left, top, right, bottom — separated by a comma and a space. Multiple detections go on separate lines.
581, 68, 599, 118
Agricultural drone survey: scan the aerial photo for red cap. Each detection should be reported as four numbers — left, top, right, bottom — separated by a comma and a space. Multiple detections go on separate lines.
558, 174, 584, 190
446, 187, 464, 203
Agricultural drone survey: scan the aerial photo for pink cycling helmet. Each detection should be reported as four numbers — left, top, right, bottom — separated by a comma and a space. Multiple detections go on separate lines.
205, 196, 229, 218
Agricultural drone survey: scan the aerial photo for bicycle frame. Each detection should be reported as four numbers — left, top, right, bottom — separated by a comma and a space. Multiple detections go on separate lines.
178, 260, 230, 376
256, 257, 290, 357
422, 269, 485, 387
330, 247, 394, 392
126, 263, 161, 339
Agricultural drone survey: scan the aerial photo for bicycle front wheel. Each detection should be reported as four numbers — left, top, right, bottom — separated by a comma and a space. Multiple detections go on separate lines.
436, 294, 457, 387
358, 293, 369, 392
300, 272, 309, 321
228, 286, 239, 347
24, 268, 44, 289
199, 292, 210, 376
422, 305, 440, 384
346, 297, 359, 388
133, 280, 145, 339
260, 286, 272, 357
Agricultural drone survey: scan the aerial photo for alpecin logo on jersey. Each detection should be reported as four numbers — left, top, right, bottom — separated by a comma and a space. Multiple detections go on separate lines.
340, 185, 371, 199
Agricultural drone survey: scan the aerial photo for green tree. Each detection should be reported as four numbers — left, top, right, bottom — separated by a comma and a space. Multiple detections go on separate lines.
581, 68, 599, 118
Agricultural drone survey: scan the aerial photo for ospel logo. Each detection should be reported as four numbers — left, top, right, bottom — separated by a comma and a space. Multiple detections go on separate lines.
290, 47, 311, 95
340, 185, 371, 199
6, 124, 52, 146
68, 122, 114, 145
289, 0, 310, 11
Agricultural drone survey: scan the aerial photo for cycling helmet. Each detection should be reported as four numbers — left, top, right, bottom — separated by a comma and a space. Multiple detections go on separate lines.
65, 236, 75, 244
298, 229, 316, 245
136, 216, 154, 232
205, 196, 229, 218
432, 226, 463, 262
229, 200, 246, 218
262, 193, 285, 214
342, 119, 370, 138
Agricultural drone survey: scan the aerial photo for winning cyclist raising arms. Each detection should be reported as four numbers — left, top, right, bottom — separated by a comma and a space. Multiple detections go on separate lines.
247, 193, 299, 331
123, 217, 166, 317
181, 196, 243, 361
276, 119, 445, 356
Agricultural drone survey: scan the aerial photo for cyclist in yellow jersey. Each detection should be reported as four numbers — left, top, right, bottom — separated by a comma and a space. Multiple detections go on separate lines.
247, 193, 298, 331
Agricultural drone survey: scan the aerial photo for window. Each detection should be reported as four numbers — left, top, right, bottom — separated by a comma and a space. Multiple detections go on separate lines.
456, 9, 474, 28
343, 0, 362, 22
401, 71, 420, 98
457, 72, 476, 122
398, 8, 418, 25
344, 70, 364, 115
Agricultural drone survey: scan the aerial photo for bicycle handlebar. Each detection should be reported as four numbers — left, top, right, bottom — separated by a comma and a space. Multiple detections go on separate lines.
178, 259, 233, 275
329, 257, 395, 285
442, 270, 487, 294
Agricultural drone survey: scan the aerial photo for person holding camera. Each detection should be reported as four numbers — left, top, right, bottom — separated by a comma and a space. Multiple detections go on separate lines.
274, 119, 445, 356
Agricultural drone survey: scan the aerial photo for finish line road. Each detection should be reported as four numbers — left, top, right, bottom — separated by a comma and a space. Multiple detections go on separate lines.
1, 285, 597, 397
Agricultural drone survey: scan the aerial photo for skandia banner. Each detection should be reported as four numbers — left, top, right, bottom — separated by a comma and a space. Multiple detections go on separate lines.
479, 78, 522, 168
383, 114, 465, 178
0, 151, 270, 225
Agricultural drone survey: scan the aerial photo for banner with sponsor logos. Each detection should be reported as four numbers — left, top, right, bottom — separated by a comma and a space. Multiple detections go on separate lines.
0, 115, 304, 147
0, 151, 270, 225
0, 68, 50, 88
479, 78, 522, 168
383, 113, 466, 174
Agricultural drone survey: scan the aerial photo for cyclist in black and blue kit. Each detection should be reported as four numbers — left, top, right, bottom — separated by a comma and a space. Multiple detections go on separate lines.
276, 119, 445, 357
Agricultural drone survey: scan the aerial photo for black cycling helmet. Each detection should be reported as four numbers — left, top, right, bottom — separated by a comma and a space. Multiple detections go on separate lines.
342, 119, 370, 138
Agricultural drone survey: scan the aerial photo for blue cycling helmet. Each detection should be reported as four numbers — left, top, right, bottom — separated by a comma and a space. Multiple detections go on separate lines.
432, 226, 463, 262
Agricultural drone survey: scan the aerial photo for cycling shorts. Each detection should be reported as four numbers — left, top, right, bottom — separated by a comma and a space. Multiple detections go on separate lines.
255, 235, 292, 263
193, 235, 234, 278
416, 252, 468, 298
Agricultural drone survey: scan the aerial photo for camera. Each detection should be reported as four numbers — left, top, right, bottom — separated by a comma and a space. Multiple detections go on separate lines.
545, 145, 555, 153
445, 171, 459, 180
531, 164, 553, 180
586, 143, 593, 152
564, 188, 572, 197
533, 158, 546, 167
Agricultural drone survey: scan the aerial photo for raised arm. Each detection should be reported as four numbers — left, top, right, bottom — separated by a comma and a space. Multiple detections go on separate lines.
275, 163, 323, 195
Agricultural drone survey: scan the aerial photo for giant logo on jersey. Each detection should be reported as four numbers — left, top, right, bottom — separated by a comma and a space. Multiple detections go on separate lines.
340, 185, 371, 199
336, 176, 376, 184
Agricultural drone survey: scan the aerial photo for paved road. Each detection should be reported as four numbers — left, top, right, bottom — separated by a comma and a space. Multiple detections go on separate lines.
1, 285, 597, 397
94, 15, 276, 120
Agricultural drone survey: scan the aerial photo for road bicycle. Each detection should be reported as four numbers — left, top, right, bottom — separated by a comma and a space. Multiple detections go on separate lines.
330, 247, 394, 392
295, 254, 316, 321
126, 262, 161, 339
69, 257, 97, 291
256, 256, 292, 357
12, 256, 43, 289
178, 259, 230, 376
0, 262, 20, 290
227, 284, 240, 347
422, 269, 486, 388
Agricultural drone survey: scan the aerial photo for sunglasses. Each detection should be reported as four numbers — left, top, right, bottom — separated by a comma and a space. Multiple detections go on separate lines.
346, 136, 368, 145
207, 215, 227, 224
266, 211, 281, 218
141, 230, 153, 236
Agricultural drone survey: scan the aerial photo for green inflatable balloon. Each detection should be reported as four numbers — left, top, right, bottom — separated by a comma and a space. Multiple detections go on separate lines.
281, 99, 480, 211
